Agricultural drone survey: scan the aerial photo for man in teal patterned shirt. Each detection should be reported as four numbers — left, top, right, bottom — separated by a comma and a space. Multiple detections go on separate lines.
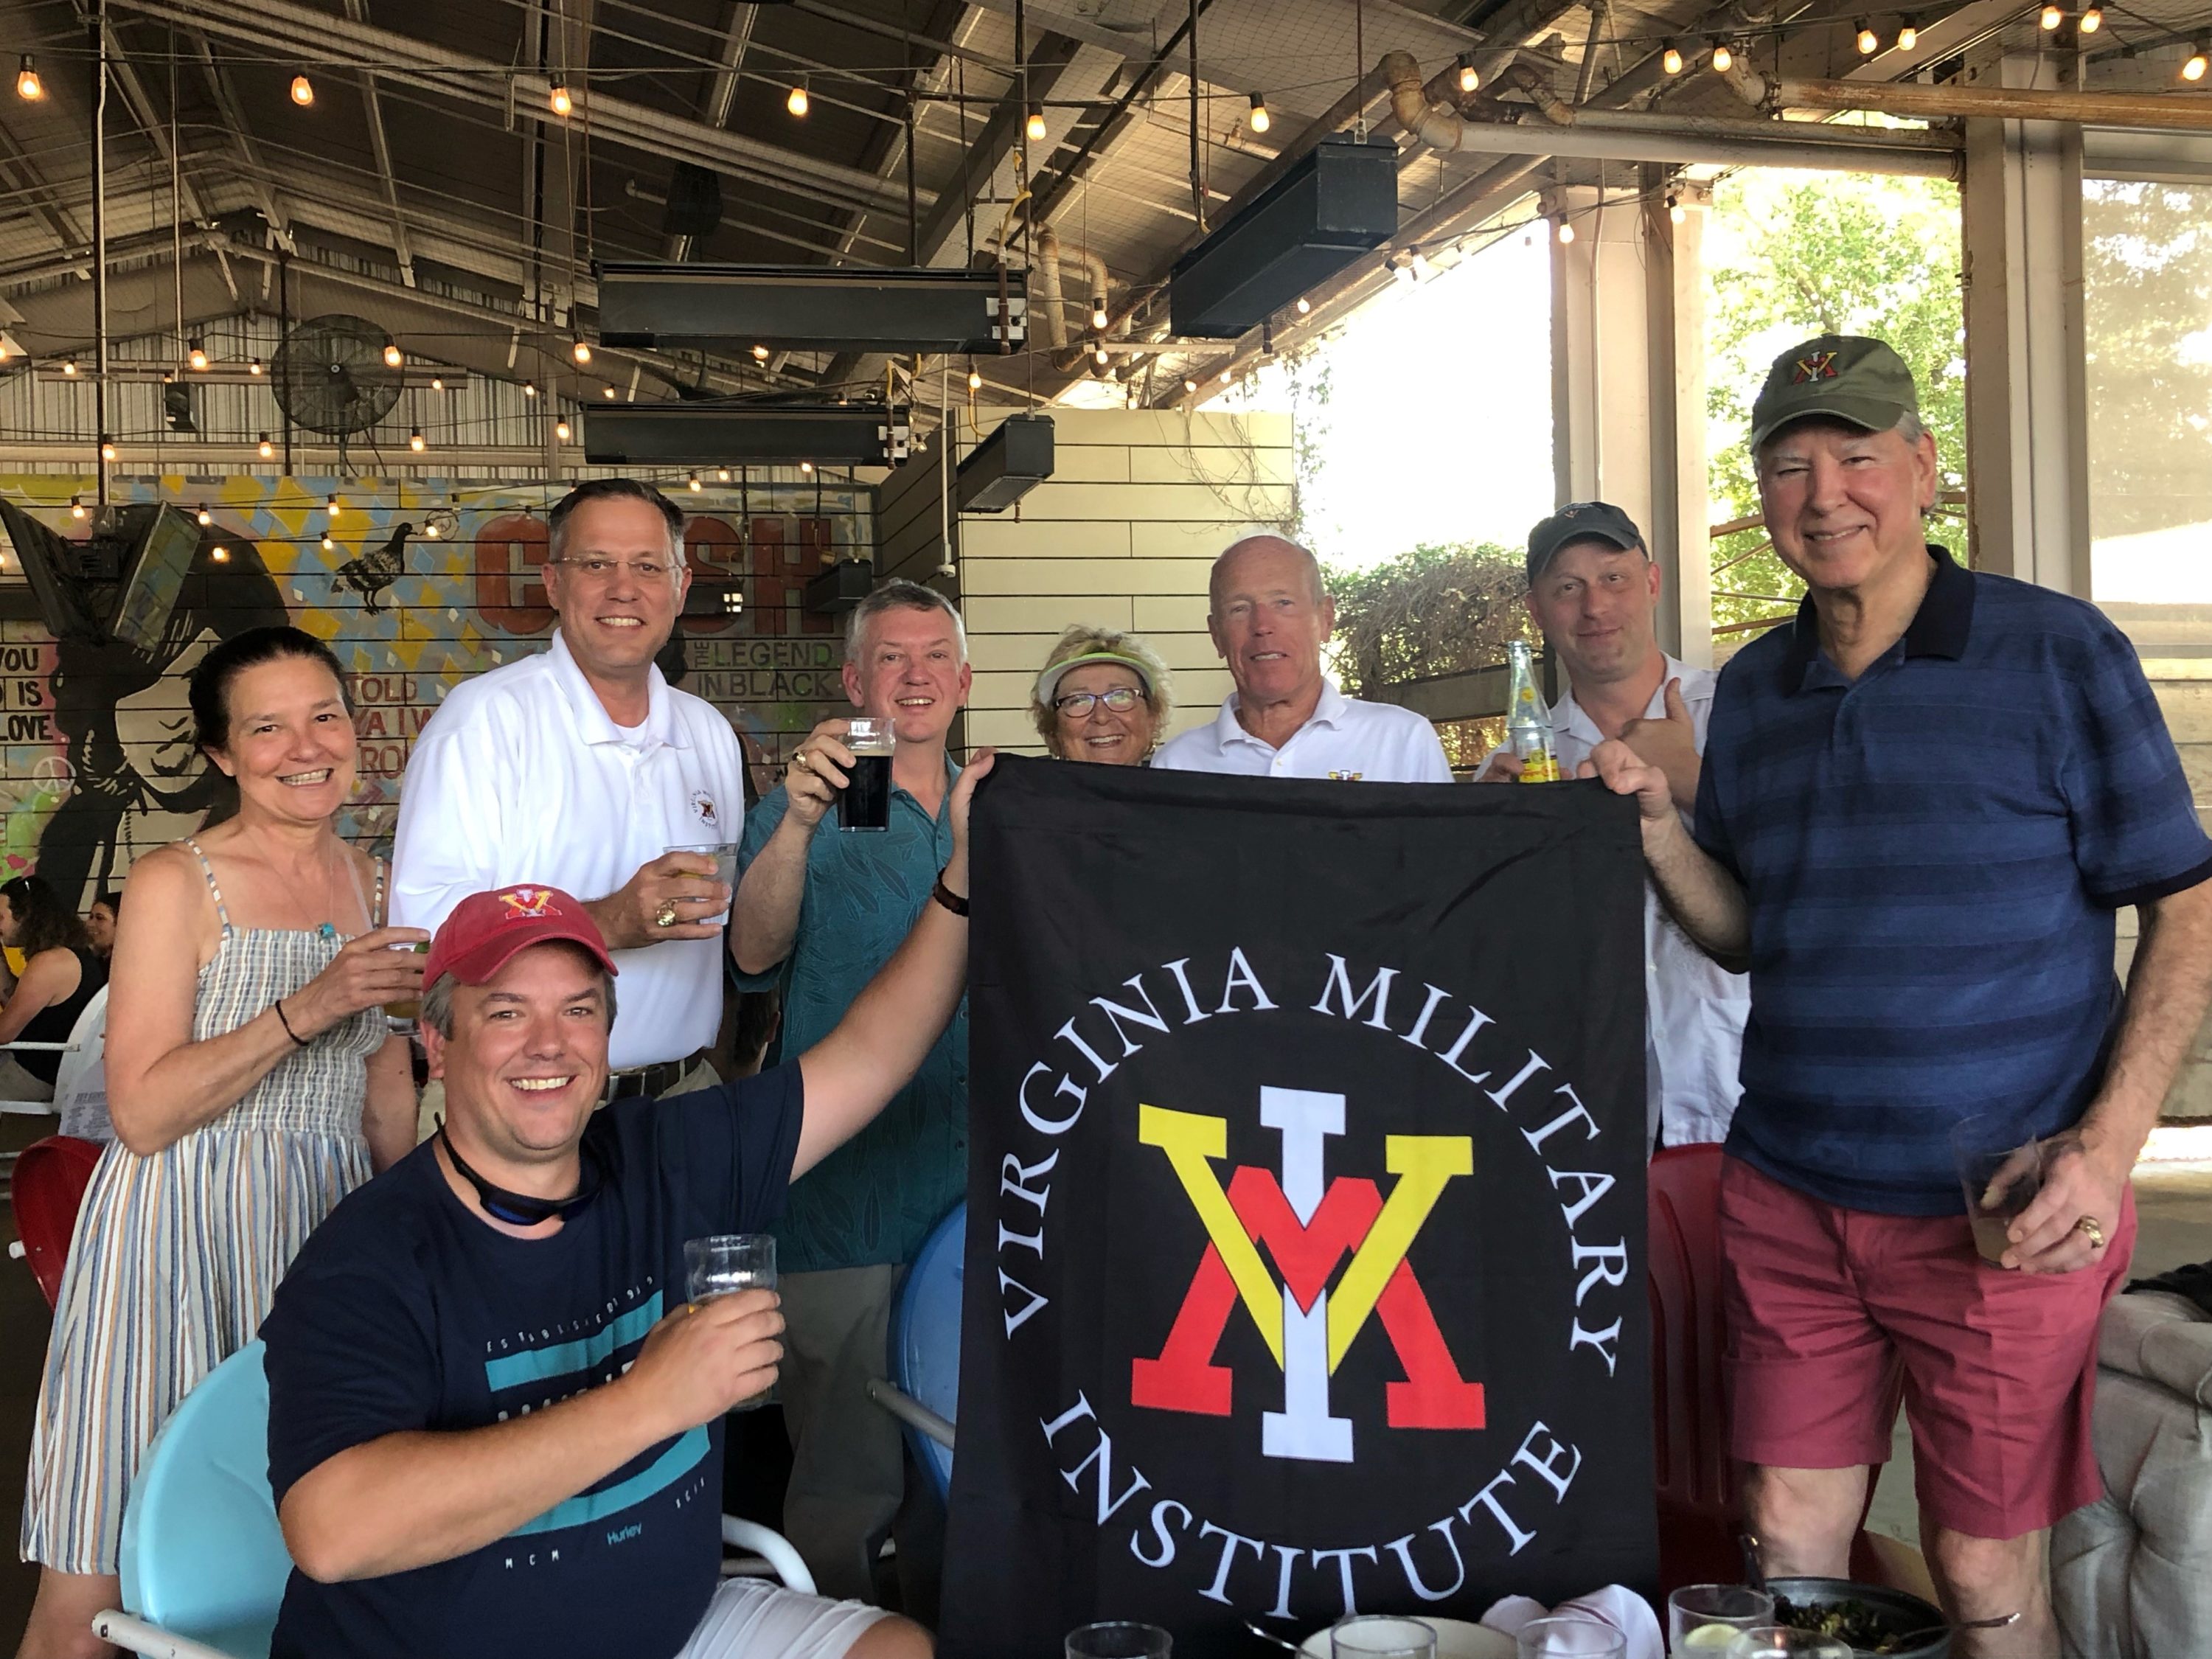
731, 578, 970, 1602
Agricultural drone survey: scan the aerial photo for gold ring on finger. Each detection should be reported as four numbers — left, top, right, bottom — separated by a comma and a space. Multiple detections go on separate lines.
793, 749, 811, 773
655, 900, 680, 929
2073, 1214, 2106, 1250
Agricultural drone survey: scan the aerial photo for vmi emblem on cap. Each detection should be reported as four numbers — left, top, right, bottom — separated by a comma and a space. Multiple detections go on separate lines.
1750, 333, 1919, 453
497, 886, 560, 922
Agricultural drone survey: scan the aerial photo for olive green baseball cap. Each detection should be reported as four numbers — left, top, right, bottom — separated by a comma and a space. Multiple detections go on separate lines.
1749, 333, 1919, 453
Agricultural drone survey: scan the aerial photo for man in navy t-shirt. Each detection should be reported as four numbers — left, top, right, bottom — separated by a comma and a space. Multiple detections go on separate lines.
260, 754, 992, 1659
1588, 336, 2212, 1656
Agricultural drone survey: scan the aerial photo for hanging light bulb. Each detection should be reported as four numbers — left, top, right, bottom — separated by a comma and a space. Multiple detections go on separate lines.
2188, 41, 2210, 80
1557, 218, 1576, 244
967, 367, 982, 391
326, 493, 341, 518
1218, 367, 1233, 384
1711, 39, 1735, 72
1668, 193, 1687, 225
1295, 296, 1311, 314
429, 374, 442, 391
523, 380, 538, 397
1091, 299, 1110, 330
717, 467, 731, 482
99, 435, 116, 462
1854, 18, 1879, 52
321, 532, 335, 552
787, 78, 809, 117
554, 417, 572, 441
187, 338, 209, 371
211, 545, 230, 562
1897, 16, 1920, 48
68, 495, 85, 519
425, 521, 440, 538
1093, 344, 1109, 366
549, 75, 572, 116
408, 427, 425, 452
1661, 41, 1684, 74
257, 433, 275, 459
1025, 107, 1047, 142
601, 385, 616, 399
60, 358, 77, 377
2039, 2, 2063, 27
1457, 54, 1478, 94
751, 343, 770, 361
196, 504, 212, 525
1183, 377, 1198, 393
16, 55, 41, 100
2079, 4, 2101, 28
687, 473, 702, 493
291, 72, 315, 107
799, 460, 814, 474
248, 355, 264, 375
571, 338, 591, 366
1246, 92, 1270, 133
383, 342, 403, 368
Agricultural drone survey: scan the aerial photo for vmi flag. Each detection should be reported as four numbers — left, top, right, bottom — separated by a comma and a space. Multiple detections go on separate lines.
942, 758, 1655, 1659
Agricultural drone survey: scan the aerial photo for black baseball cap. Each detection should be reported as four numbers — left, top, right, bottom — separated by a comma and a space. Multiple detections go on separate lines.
1749, 333, 1919, 453
1526, 501, 1646, 583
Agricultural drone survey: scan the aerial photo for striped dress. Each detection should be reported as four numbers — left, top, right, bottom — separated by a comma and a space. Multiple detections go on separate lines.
20, 841, 392, 1574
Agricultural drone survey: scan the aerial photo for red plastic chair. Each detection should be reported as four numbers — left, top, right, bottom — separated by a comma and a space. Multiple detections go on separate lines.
1649, 1144, 1904, 1595
10, 1134, 101, 1309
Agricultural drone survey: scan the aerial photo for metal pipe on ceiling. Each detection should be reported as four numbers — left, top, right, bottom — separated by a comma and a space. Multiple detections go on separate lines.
1741, 73, 2212, 131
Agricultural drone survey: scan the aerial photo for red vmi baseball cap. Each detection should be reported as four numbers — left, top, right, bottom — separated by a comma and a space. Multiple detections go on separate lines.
422, 884, 619, 988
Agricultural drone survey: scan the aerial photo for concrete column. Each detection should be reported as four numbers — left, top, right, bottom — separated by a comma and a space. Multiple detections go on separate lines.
1546, 175, 1713, 665
1960, 52, 2090, 594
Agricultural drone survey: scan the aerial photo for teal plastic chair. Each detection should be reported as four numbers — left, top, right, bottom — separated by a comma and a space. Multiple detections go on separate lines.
88, 1339, 817, 1659
94, 1340, 287, 1659
866, 1202, 962, 1500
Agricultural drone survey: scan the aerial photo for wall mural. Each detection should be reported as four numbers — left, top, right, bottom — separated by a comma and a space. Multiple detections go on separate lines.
0, 474, 863, 907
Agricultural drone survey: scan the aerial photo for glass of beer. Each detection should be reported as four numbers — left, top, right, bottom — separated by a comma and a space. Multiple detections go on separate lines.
383, 939, 428, 1032
838, 715, 894, 832
667, 841, 740, 925
1950, 1112, 2044, 1265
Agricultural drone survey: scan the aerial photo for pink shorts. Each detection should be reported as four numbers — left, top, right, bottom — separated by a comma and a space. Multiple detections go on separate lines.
1717, 1154, 2133, 1540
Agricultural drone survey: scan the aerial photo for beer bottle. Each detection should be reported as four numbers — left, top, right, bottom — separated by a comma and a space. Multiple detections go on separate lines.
1506, 640, 1559, 783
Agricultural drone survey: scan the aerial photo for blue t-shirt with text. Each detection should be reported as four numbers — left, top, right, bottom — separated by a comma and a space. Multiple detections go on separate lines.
262, 1065, 804, 1659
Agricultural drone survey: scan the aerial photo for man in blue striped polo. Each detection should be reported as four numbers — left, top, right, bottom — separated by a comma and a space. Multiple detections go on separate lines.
1589, 334, 2212, 1655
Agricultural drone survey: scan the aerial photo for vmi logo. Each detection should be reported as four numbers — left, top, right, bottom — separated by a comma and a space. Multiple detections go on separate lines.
1133, 1086, 1483, 1464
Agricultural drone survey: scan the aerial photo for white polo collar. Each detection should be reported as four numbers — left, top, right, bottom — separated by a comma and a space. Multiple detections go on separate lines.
1217, 677, 1349, 749
546, 628, 688, 750
1551, 653, 1693, 748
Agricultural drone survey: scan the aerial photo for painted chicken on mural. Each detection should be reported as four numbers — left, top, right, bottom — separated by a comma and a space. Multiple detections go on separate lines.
337, 522, 413, 613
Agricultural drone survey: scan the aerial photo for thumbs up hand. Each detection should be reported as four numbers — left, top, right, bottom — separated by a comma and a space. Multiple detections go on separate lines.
1618, 678, 1701, 813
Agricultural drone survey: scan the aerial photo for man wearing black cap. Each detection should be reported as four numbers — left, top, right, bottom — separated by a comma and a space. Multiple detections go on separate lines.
254, 751, 992, 1659
1481, 501, 1747, 1149
1587, 334, 2212, 1654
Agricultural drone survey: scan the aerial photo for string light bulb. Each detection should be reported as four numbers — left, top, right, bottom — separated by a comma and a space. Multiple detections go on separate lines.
523, 380, 538, 397
248, 356, 264, 375
717, 467, 731, 481
1295, 296, 1311, 314
379, 342, 400, 368
69, 496, 84, 519
787, 78, 809, 117
1668, 192, 1686, 225
196, 504, 212, 525
325, 494, 340, 518
1025, 107, 1046, 142
1091, 299, 1110, 330
99, 436, 116, 462
408, 427, 425, 452
602, 385, 616, 399
1662, 41, 1684, 74
554, 417, 571, 441
1457, 54, 1479, 94
1556, 217, 1576, 244
15, 55, 41, 100
1183, 377, 1198, 393
321, 533, 335, 552
1897, 17, 1920, 48
211, 546, 229, 562
1247, 93, 1270, 133
60, 358, 76, 377
429, 375, 442, 390
751, 344, 770, 361
187, 338, 209, 371
799, 460, 814, 473
548, 76, 572, 116
571, 338, 591, 366
1711, 39, 1734, 72
2039, 2, 2062, 27
967, 368, 982, 391
2079, 4, 2101, 28
257, 433, 274, 458
291, 73, 314, 107
1855, 18, 1879, 52
1093, 344, 1109, 366
1219, 368, 1232, 384
687, 473, 702, 493
2187, 41, 2209, 80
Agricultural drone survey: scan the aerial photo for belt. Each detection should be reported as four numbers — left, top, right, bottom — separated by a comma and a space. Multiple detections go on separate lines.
605, 1052, 704, 1102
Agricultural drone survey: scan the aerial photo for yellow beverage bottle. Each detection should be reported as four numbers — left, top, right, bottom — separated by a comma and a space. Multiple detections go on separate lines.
1506, 640, 1559, 783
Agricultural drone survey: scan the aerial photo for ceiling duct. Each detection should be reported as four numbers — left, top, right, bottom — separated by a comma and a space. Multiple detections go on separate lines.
596, 265, 1026, 355
583, 404, 911, 467
954, 414, 1055, 514
1169, 136, 1397, 340
0, 501, 202, 647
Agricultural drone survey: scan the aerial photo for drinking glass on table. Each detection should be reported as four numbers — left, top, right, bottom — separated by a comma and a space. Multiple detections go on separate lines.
1725, 1630, 1850, 1659
1515, 1616, 1625, 1659
667, 841, 741, 925
1332, 1616, 1436, 1659
1949, 1111, 2045, 1265
1669, 1585, 1775, 1653
1065, 1622, 1171, 1659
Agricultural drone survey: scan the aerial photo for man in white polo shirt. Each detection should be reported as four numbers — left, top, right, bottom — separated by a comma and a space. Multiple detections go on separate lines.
1478, 500, 1747, 1147
393, 479, 748, 1098
1152, 533, 1452, 782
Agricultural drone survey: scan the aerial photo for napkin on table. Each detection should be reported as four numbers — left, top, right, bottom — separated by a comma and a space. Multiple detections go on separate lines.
1477, 1585, 1663, 1659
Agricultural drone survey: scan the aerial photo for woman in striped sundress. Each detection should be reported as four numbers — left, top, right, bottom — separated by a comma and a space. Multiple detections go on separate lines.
17, 626, 428, 1659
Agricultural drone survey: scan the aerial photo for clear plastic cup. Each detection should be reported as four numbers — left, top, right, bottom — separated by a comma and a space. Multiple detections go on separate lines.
1950, 1111, 2045, 1265
1669, 1585, 1775, 1654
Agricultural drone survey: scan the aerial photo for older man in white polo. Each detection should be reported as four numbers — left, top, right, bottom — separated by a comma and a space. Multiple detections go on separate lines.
1152, 533, 1451, 782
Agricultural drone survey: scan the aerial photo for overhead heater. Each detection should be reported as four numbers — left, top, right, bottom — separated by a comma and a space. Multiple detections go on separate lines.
594, 265, 1025, 355
953, 413, 1054, 513
1168, 136, 1398, 339
583, 404, 911, 467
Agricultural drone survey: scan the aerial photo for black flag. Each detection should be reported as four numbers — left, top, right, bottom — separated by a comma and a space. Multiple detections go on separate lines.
942, 758, 1655, 1659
